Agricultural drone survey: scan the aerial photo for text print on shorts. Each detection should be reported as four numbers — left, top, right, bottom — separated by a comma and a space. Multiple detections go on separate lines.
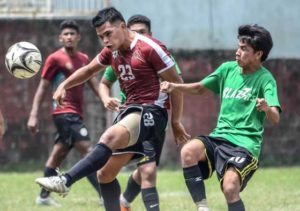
143, 112, 155, 126
229, 156, 246, 164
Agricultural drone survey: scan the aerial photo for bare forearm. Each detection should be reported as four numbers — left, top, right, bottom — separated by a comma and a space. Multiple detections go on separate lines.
99, 83, 111, 104
62, 66, 96, 90
172, 82, 205, 95
266, 106, 280, 124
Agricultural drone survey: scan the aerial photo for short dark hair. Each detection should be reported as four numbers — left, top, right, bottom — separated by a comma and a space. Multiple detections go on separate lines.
59, 20, 80, 33
127, 14, 151, 32
92, 7, 125, 28
238, 24, 273, 62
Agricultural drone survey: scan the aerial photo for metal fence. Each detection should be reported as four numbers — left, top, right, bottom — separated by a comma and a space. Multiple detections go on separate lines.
0, 0, 105, 18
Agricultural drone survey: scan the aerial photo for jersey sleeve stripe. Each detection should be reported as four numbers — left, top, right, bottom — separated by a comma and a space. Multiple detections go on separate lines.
137, 34, 175, 72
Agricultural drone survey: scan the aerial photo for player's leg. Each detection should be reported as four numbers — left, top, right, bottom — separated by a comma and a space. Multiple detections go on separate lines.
222, 167, 245, 211
97, 153, 133, 211
217, 145, 258, 211
36, 142, 69, 206
181, 138, 210, 211
74, 140, 103, 202
138, 161, 159, 211
35, 112, 140, 195
70, 114, 103, 202
36, 114, 72, 206
120, 169, 141, 210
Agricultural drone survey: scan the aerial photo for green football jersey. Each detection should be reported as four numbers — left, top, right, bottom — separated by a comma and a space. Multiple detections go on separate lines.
201, 61, 281, 158
103, 55, 182, 105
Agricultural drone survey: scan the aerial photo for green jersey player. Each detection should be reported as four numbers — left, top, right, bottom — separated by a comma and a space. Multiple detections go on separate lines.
161, 24, 281, 211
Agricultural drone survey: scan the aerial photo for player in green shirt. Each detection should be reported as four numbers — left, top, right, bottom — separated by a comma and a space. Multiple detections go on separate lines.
99, 14, 183, 211
161, 24, 281, 211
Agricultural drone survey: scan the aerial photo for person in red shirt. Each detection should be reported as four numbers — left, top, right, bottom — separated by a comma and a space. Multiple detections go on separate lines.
28, 20, 102, 206
35, 8, 190, 211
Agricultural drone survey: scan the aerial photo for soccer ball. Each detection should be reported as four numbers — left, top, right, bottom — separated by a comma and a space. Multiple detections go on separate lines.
5, 41, 42, 79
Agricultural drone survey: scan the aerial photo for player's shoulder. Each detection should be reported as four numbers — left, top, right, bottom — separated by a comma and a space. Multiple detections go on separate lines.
220, 61, 238, 69
76, 51, 89, 61
135, 33, 166, 51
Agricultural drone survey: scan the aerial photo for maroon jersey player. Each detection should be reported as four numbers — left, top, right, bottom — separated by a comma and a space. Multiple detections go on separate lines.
35, 8, 190, 211
28, 20, 102, 206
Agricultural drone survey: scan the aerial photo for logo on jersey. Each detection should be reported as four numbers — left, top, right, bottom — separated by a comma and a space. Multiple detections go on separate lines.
229, 156, 246, 164
112, 51, 119, 59
143, 112, 155, 126
223, 87, 254, 101
132, 50, 145, 62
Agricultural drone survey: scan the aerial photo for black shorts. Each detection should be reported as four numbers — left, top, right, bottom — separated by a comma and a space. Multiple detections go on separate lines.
113, 104, 168, 166
196, 135, 259, 191
53, 113, 90, 148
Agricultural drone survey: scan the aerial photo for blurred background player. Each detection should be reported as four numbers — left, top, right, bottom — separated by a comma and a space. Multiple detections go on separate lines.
99, 14, 182, 211
160, 24, 281, 211
35, 7, 189, 211
27, 20, 102, 206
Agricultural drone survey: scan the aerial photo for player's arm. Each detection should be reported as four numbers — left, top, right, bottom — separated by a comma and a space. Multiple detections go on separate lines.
160, 81, 209, 95
87, 76, 102, 102
159, 66, 191, 145
0, 109, 4, 139
53, 58, 105, 106
256, 99, 280, 124
27, 79, 51, 134
99, 67, 120, 111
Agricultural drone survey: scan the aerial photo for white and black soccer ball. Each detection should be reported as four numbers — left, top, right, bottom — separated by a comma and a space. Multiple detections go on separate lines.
5, 41, 42, 79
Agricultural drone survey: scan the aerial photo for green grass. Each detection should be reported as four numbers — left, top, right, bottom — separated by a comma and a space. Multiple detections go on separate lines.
0, 167, 299, 211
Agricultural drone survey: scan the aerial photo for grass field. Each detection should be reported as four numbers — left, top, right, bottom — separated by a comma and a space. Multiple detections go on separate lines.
0, 167, 299, 211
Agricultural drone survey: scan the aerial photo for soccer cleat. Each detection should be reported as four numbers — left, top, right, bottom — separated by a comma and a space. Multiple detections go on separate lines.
35, 196, 61, 207
120, 194, 131, 211
35, 176, 70, 197
120, 204, 132, 211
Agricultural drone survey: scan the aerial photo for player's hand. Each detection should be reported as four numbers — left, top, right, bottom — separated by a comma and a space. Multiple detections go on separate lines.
171, 122, 191, 145
103, 97, 120, 111
160, 81, 175, 93
256, 98, 269, 112
27, 115, 39, 134
53, 85, 66, 107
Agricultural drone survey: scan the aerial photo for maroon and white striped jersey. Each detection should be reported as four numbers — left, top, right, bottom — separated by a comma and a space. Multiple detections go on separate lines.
97, 33, 174, 108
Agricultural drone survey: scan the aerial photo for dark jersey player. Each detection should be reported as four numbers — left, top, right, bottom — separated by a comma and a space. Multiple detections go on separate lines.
28, 20, 102, 206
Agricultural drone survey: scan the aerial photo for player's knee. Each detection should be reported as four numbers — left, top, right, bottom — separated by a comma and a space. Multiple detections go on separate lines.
222, 182, 240, 201
99, 127, 128, 149
180, 142, 200, 165
139, 163, 156, 182
97, 168, 116, 183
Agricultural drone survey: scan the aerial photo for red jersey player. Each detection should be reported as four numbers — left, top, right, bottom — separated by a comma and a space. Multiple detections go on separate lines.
35, 8, 190, 211
28, 20, 102, 206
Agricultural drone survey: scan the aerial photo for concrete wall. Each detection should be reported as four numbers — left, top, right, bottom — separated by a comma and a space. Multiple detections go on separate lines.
110, 0, 300, 58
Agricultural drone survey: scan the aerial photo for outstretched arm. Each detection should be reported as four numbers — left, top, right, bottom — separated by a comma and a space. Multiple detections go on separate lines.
160, 81, 208, 95
53, 58, 105, 106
